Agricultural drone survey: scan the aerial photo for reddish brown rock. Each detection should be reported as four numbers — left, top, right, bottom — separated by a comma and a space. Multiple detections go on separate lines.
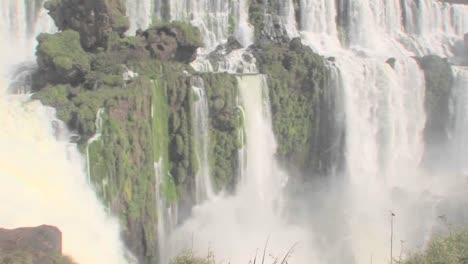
0, 225, 72, 264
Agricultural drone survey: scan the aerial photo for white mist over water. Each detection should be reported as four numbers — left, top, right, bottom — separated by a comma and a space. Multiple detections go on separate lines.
0, 1, 129, 263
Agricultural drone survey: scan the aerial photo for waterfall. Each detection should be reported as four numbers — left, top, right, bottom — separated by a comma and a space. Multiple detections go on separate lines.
128, 0, 254, 51
126, 0, 152, 34
450, 67, 468, 172
192, 78, 215, 202
0, 1, 128, 263
0, 0, 55, 75
234, 0, 254, 47
296, 1, 468, 263
263, 0, 299, 39
154, 159, 178, 264
169, 75, 317, 263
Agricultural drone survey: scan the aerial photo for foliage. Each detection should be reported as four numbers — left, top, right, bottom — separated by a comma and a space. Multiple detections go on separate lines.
253, 39, 332, 175
0, 251, 76, 264
249, 1, 265, 40
151, 21, 204, 48
201, 73, 242, 192
36, 30, 90, 83
170, 251, 215, 264
400, 227, 468, 264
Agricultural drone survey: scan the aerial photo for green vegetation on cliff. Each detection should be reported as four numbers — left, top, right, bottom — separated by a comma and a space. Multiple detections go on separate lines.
29, 12, 239, 263
0, 253, 76, 264
35, 79, 160, 263
36, 30, 90, 85
201, 73, 242, 192
401, 227, 468, 264
253, 38, 334, 176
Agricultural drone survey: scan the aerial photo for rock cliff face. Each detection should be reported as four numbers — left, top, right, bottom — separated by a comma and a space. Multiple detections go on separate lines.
0, 225, 74, 264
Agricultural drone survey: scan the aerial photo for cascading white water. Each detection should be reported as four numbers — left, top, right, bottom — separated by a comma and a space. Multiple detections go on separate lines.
129, 0, 254, 50
234, 0, 254, 47
154, 159, 178, 264
263, 0, 299, 39
164, 0, 230, 51
0, 1, 129, 263
123, 1, 468, 263
450, 66, 468, 172
126, 0, 153, 34
192, 78, 215, 202
169, 75, 317, 263
0, 0, 55, 75
296, 0, 468, 263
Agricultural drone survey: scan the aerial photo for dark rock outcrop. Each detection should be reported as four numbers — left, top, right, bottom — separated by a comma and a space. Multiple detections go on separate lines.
0, 225, 73, 264
386, 58, 397, 68
44, 0, 129, 51
142, 22, 203, 63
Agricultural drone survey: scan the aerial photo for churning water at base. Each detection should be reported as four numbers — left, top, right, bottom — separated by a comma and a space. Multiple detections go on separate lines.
169, 75, 317, 263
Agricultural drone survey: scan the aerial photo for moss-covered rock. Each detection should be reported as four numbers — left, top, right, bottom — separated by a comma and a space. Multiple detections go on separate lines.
253, 38, 339, 178
402, 227, 468, 264
0, 225, 75, 264
201, 73, 242, 192
35, 30, 90, 87
143, 22, 204, 63
44, 0, 129, 51
34, 78, 159, 264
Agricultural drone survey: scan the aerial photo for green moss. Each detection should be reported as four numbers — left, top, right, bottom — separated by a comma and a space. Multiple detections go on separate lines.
249, 2, 265, 40
36, 30, 90, 73
254, 40, 331, 175
402, 227, 468, 264
201, 73, 241, 192
152, 21, 204, 48
0, 251, 76, 264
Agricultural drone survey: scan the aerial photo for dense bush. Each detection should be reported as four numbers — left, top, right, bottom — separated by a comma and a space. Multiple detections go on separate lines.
254, 38, 334, 176
401, 227, 468, 264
